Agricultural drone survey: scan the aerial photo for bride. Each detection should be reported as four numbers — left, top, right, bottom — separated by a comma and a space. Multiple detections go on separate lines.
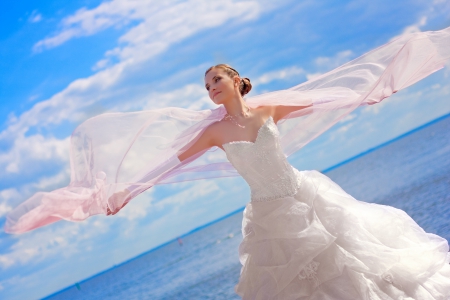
5, 28, 450, 299
199, 64, 450, 299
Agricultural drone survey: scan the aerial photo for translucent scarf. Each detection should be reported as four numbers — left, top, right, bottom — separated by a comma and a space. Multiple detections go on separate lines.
5, 27, 450, 234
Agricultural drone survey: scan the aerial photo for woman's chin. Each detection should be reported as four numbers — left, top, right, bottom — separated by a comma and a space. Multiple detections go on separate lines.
212, 97, 224, 105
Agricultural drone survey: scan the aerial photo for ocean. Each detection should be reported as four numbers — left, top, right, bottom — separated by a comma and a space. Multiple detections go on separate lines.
45, 114, 450, 300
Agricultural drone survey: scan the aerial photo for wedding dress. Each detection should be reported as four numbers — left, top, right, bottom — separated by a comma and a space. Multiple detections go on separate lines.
4, 28, 450, 300
3, 25, 450, 300
224, 116, 450, 299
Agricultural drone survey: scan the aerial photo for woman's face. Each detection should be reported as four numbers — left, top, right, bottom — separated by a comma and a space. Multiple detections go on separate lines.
204, 68, 239, 105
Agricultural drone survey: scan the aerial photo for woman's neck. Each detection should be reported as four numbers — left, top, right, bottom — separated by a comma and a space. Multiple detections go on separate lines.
223, 95, 250, 117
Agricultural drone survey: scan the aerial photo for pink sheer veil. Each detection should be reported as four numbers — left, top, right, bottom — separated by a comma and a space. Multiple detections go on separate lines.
5, 27, 450, 234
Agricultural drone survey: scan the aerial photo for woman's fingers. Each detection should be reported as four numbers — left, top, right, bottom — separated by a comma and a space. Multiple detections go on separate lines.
111, 202, 128, 215
106, 190, 131, 216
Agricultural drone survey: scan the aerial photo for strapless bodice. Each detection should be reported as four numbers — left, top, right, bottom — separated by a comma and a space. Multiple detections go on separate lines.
223, 116, 303, 202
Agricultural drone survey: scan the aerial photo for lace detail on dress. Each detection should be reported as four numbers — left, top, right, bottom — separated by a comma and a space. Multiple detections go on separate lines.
222, 117, 303, 202
298, 260, 320, 286
252, 168, 303, 202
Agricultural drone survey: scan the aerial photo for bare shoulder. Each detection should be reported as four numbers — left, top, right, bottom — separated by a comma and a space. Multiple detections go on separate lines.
251, 105, 274, 113
203, 120, 226, 146
251, 105, 276, 121
206, 119, 224, 132
178, 121, 221, 162
262, 104, 311, 123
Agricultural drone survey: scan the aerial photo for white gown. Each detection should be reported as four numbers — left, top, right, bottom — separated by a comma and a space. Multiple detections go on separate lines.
223, 116, 450, 300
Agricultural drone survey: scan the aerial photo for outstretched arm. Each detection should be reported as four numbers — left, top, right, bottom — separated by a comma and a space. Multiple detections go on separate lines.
178, 125, 216, 162
268, 89, 398, 124
364, 90, 398, 106
272, 104, 313, 123
107, 125, 217, 215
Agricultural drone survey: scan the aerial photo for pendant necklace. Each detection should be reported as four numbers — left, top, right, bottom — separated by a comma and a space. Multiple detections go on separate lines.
224, 106, 251, 128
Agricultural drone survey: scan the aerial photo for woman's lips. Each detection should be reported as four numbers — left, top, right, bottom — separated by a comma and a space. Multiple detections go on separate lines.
213, 91, 221, 98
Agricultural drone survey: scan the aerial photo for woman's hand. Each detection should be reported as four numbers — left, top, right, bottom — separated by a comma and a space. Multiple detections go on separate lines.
367, 90, 398, 106
106, 189, 131, 216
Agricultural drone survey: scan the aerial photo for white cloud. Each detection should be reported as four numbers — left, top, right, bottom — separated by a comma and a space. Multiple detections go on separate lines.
0, 203, 12, 218
336, 123, 354, 133
305, 50, 354, 80
0, 65, 120, 142
0, 223, 77, 268
33, 0, 261, 57
0, 188, 21, 201
402, 16, 427, 35
445, 60, 450, 78
28, 10, 42, 23
389, 0, 450, 41
154, 180, 219, 209
0, 209, 126, 271
0, 134, 69, 177
314, 50, 354, 70
32, 169, 70, 191
339, 113, 357, 124
114, 180, 219, 225
253, 52, 354, 86
253, 66, 304, 85
112, 83, 214, 112
306, 72, 322, 81
92, 58, 109, 71
0, 189, 21, 217
361, 76, 450, 131
0, 171, 70, 222
390, 16, 428, 41
114, 195, 152, 221
361, 95, 391, 115
107, 1, 260, 66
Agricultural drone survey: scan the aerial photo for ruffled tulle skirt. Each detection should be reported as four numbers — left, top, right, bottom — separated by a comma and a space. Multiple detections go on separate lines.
235, 169, 450, 300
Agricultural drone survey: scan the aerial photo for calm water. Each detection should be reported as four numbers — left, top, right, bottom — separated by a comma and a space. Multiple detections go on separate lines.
46, 115, 450, 300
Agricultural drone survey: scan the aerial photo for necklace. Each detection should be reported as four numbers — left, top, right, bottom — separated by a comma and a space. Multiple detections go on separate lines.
224, 106, 251, 128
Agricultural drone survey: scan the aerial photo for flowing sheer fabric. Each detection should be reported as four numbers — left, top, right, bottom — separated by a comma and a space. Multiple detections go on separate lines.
5, 27, 450, 234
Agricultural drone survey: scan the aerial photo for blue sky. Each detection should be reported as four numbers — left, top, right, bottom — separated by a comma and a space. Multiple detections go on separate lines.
0, 0, 449, 299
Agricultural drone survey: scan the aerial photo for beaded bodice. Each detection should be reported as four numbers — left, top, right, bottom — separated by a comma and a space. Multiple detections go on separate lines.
223, 116, 302, 202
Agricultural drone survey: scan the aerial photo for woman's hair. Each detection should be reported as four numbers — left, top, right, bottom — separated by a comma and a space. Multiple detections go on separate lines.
205, 64, 252, 96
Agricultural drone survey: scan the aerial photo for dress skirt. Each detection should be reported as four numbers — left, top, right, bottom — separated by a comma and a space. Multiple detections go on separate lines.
235, 169, 450, 300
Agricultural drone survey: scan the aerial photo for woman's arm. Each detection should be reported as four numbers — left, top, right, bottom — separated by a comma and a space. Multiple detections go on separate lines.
178, 125, 216, 162
272, 104, 313, 123
107, 125, 217, 215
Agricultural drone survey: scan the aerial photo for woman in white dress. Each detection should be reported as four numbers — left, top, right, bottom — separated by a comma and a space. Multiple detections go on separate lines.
5, 27, 450, 299
196, 64, 450, 299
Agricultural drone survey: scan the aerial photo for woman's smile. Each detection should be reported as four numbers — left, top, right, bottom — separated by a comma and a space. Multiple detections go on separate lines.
213, 91, 221, 98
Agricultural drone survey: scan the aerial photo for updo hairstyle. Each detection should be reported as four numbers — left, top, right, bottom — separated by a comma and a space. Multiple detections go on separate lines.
205, 64, 252, 96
